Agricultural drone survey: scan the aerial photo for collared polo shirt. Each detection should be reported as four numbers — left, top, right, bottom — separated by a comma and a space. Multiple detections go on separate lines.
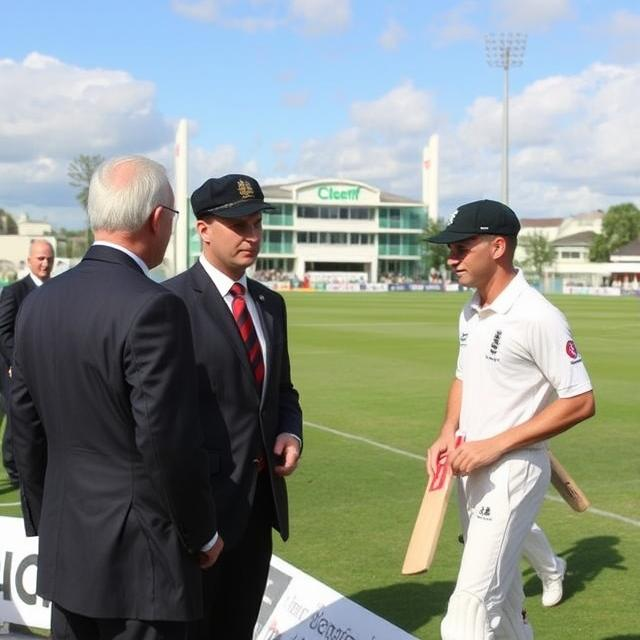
456, 270, 592, 443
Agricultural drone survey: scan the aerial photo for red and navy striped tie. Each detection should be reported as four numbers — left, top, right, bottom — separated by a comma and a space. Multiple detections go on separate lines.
229, 283, 265, 392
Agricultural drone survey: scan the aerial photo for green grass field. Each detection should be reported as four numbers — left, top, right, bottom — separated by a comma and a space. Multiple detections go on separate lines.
273, 292, 639, 639
1, 292, 638, 638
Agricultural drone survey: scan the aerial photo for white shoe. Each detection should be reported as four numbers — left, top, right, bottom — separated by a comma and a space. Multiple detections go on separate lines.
541, 557, 567, 607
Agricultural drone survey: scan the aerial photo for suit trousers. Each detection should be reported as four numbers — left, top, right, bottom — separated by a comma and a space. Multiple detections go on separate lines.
193, 472, 274, 640
2, 409, 19, 484
51, 603, 189, 640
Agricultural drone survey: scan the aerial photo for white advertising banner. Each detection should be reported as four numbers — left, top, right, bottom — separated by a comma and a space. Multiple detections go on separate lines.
562, 285, 622, 296
0, 516, 51, 630
255, 556, 416, 640
0, 516, 415, 639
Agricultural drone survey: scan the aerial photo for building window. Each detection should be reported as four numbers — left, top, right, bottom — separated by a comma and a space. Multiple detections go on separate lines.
263, 204, 294, 226
298, 206, 319, 218
297, 206, 373, 220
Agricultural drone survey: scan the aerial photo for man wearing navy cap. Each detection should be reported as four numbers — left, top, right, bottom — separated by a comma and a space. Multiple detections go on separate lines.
425, 200, 594, 639
165, 174, 303, 640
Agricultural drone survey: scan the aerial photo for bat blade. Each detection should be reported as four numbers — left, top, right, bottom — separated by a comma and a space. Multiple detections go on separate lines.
402, 453, 455, 575
549, 450, 591, 512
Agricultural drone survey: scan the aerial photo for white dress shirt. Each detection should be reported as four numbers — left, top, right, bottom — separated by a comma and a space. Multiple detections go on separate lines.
198, 255, 268, 387
92, 241, 150, 275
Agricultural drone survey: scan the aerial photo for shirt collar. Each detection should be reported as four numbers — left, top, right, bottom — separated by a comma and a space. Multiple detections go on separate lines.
29, 272, 44, 287
92, 241, 149, 275
470, 269, 528, 316
198, 255, 247, 297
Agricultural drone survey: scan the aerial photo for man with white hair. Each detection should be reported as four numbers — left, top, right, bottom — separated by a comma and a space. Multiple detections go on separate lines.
12, 156, 222, 640
0, 238, 54, 488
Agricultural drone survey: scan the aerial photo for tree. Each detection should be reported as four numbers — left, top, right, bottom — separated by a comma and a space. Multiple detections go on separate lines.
68, 154, 104, 246
68, 154, 104, 211
520, 232, 556, 281
589, 202, 640, 262
0, 208, 18, 235
421, 219, 450, 276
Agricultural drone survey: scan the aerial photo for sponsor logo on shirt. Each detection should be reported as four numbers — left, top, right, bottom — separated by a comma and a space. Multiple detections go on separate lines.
485, 329, 502, 361
565, 339, 583, 364
476, 505, 492, 520
460, 331, 468, 346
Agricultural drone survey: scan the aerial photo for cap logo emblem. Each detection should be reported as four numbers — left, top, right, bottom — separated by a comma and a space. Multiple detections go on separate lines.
448, 209, 459, 225
237, 179, 255, 199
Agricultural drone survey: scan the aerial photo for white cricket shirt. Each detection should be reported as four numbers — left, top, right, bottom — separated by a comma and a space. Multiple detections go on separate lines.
456, 270, 592, 444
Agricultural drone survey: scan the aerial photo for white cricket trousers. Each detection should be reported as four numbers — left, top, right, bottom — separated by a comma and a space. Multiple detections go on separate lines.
441, 449, 550, 640
522, 522, 563, 579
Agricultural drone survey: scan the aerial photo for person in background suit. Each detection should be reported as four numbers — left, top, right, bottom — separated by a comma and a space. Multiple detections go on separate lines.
0, 239, 54, 487
165, 174, 303, 640
11, 156, 222, 640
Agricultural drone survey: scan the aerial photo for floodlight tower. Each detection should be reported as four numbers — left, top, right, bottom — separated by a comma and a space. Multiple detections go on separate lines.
485, 32, 527, 205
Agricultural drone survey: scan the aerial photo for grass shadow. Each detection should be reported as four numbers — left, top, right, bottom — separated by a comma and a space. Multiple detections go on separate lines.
524, 535, 625, 604
0, 477, 19, 496
348, 580, 455, 633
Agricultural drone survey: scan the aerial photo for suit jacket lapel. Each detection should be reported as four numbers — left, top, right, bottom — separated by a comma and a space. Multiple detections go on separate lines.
24, 276, 36, 293
189, 263, 257, 388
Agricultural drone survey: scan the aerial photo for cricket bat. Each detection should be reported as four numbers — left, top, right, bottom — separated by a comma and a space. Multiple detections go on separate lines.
549, 450, 591, 512
402, 436, 462, 575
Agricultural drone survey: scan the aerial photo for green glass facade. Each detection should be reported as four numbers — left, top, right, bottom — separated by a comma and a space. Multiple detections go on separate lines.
263, 204, 294, 226
262, 230, 294, 254
377, 233, 421, 256
378, 207, 426, 229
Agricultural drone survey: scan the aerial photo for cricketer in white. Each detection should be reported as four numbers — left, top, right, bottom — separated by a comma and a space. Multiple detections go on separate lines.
426, 200, 595, 640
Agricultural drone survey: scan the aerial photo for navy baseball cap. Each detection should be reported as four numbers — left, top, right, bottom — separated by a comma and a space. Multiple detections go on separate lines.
191, 174, 275, 219
428, 200, 521, 244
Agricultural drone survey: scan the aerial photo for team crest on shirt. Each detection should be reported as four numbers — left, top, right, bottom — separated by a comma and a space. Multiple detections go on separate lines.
485, 329, 502, 362
459, 331, 468, 346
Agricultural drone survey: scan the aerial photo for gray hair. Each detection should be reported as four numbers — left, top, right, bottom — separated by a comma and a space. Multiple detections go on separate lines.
87, 155, 172, 233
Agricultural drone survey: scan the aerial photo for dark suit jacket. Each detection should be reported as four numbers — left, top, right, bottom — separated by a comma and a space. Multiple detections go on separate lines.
0, 275, 36, 397
165, 262, 302, 548
10, 245, 217, 621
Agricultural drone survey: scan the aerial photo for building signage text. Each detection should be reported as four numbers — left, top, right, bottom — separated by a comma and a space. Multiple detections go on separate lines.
317, 186, 361, 201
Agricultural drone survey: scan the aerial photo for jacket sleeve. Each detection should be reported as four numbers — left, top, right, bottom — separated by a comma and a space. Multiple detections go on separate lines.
0, 286, 18, 364
276, 297, 303, 444
124, 290, 217, 553
10, 317, 47, 537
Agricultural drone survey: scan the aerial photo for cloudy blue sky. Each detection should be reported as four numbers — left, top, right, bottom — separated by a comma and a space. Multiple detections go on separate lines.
1, 0, 639, 228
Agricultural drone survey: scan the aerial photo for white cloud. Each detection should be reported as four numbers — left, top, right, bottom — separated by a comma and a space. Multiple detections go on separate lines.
350, 81, 437, 137
492, 0, 573, 31
188, 144, 259, 190
430, 2, 480, 47
447, 62, 640, 215
171, 0, 220, 22
290, 0, 351, 35
171, 0, 349, 34
284, 83, 439, 195
379, 19, 406, 51
281, 90, 310, 108
284, 62, 640, 219
0, 53, 172, 163
605, 10, 640, 62
0, 52, 174, 226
